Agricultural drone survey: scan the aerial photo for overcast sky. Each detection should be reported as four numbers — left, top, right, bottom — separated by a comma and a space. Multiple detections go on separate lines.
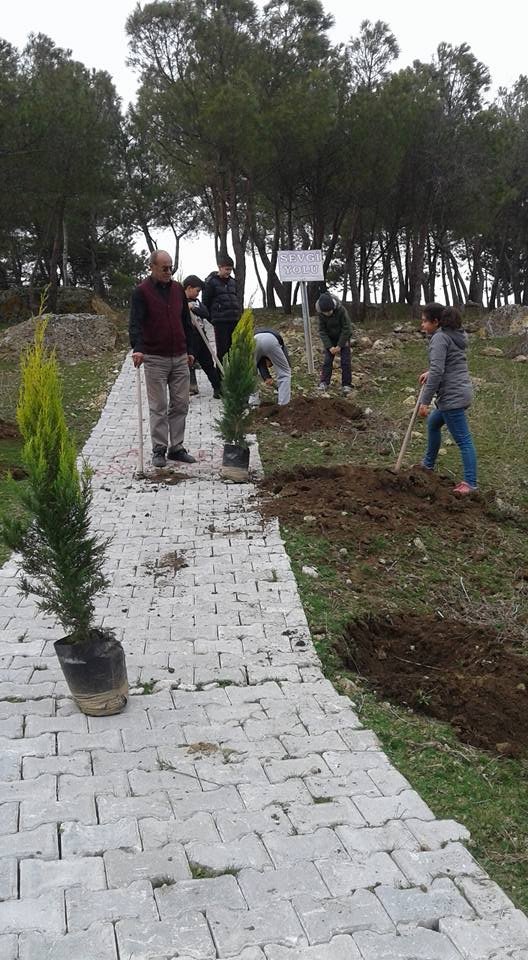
3, 1, 527, 292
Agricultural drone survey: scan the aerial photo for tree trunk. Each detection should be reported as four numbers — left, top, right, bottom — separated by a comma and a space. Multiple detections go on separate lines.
62, 216, 69, 288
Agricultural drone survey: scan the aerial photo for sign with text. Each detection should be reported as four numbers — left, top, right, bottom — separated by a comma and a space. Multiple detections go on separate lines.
277, 249, 324, 282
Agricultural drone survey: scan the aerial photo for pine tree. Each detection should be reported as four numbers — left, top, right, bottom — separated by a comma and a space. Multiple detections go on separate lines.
216, 309, 257, 448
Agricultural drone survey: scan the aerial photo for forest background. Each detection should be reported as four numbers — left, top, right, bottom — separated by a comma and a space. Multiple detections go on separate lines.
1, 0, 528, 314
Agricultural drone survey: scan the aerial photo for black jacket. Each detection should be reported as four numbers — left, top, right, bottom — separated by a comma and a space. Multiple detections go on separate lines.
202, 272, 241, 326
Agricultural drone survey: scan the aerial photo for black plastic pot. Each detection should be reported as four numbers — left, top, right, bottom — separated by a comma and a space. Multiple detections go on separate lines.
54, 630, 128, 716
221, 443, 250, 482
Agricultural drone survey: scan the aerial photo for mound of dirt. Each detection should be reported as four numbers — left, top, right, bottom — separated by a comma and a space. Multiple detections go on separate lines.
336, 613, 528, 756
254, 396, 365, 432
0, 419, 20, 440
258, 464, 505, 543
0, 314, 118, 363
484, 304, 528, 337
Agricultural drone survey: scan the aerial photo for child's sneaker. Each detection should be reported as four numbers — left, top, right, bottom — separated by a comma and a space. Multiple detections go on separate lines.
410, 463, 433, 472
317, 382, 329, 392
341, 385, 352, 396
453, 481, 477, 495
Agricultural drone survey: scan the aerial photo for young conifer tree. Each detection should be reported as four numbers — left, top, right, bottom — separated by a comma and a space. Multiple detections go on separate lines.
216, 308, 257, 448
2, 319, 109, 642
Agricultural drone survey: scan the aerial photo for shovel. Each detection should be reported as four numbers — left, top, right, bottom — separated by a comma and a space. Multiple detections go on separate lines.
191, 315, 224, 375
135, 365, 145, 478
393, 385, 425, 473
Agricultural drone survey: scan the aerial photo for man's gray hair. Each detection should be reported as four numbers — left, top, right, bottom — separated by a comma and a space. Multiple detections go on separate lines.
149, 249, 172, 267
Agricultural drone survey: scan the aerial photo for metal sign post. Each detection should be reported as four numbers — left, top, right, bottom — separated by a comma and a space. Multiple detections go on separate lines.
277, 250, 324, 374
300, 280, 314, 374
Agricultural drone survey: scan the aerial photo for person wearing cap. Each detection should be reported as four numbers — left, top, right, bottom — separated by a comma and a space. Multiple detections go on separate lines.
183, 275, 222, 400
202, 255, 242, 362
129, 250, 197, 468
315, 292, 353, 395
251, 328, 291, 406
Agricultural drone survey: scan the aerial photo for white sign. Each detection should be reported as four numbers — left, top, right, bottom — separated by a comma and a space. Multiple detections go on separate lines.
277, 249, 324, 282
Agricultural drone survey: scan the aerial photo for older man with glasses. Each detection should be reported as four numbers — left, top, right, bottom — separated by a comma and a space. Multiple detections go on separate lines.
129, 250, 197, 468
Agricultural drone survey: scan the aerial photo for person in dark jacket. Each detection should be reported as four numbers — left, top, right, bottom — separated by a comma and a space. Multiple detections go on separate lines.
315, 292, 353, 394
183, 275, 222, 400
129, 250, 196, 468
418, 303, 477, 494
202, 255, 241, 362
252, 328, 291, 406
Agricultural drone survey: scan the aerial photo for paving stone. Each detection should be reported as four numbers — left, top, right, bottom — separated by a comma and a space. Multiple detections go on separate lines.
23, 751, 92, 778
104, 843, 191, 887
294, 890, 395, 943
97, 793, 173, 824
454, 876, 515, 918
354, 928, 464, 960
25, 714, 88, 736
317, 852, 407, 895
353, 790, 435, 826
244, 719, 306, 741
336, 821, 420, 855
393, 843, 487, 886
116, 914, 216, 958
0, 774, 56, 803
0, 823, 58, 860
0, 718, 23, 739
238, 779, 313, 810
263, 755, 332, 783
239, 862, 329, 907
19, 924, 118, 960
375, 878, 475, 929
58, 730, 123, 754
286, 798, 365, 833
439, 912, 528, 958
0, 804, 18, 836
264, 936, 361, 959
186, 833, 272, 872
60, 818, 141, 856
155, 874, 246, 918
208, 902, 304, 955
129, 767, 201, 796
406, 818, 471, 850
305, 772, 379, 800
0, 936, 16, 960
59, 772, 130, 799
121, 724, 184, 751
0, 861, 16, 901
92, 746, 159, 774
140, 811, 220, 849
0, 891, 65, 935
280, 732, 347, 757
216, 804, 293, 842
66, 878, 157, 931
264, 827, 347, 866
20, 856, 106, 896
196, 756, 268, 788
19, 795, 97, 829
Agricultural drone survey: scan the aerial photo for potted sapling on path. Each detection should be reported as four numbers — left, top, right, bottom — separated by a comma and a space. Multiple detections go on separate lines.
1, 320, 128, 716
216, 308, 257, 482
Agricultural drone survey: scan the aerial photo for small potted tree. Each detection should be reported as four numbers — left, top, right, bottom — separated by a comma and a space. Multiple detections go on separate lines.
216, 308, 257, 482
1, 320, 128, 716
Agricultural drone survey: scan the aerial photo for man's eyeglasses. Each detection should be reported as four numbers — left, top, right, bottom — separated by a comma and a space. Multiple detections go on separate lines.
159, 266, 172, 273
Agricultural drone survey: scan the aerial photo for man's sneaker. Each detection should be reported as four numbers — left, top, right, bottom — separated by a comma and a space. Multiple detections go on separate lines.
167, 447, 197, 464
317, 382, 329, 392
151, 446, 167, 468
213, 389, 222, 399
453, 481, 477, 495
341, 385, 352, 396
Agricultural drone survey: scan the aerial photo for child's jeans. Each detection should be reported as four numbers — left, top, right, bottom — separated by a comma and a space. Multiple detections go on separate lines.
320, 342, 351, 386
423, 407, 477, 487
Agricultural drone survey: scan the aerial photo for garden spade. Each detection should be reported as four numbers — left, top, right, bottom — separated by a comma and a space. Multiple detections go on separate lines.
393, 385, 425, 473
135, 365, 145, 479
191, 316, 224, 374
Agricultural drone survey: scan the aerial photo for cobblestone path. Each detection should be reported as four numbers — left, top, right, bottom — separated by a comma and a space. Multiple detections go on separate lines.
0, 360, 527, 959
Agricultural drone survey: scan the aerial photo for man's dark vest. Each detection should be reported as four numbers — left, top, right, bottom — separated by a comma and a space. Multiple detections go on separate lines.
138, 279, 187, 357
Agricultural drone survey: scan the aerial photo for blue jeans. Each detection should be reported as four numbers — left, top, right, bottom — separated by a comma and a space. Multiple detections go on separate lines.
423, 407, 477, 487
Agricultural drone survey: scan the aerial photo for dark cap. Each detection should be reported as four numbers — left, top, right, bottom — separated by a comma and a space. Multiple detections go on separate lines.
183, 275, 203, 289
318, 293, 334, 312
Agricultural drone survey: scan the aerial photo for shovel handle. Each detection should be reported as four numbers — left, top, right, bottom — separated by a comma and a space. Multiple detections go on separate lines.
393, 386, 425, 473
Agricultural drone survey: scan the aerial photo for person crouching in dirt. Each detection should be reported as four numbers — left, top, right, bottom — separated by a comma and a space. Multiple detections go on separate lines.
316, 292, 353, 395
183, 276, 222, 400
418, 303, 477, 495
250, 328, 291, 407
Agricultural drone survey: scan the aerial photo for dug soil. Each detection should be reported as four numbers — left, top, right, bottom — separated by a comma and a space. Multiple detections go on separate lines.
254, 396, 365, 433
0, 419, 20, 440
258, 463, 515, 544
336, 613, 528, 756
